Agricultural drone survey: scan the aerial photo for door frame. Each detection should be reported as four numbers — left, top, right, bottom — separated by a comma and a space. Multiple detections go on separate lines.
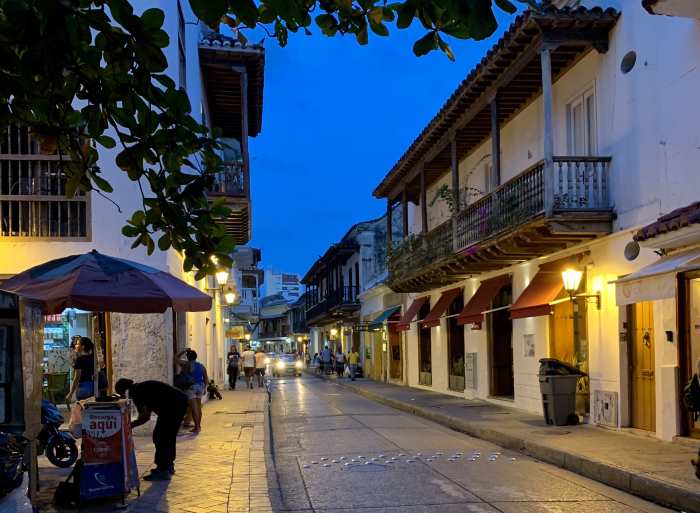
678, 271, 700, 437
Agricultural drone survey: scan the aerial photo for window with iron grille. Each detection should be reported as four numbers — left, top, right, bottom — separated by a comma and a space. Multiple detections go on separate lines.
0, 125, 90, 239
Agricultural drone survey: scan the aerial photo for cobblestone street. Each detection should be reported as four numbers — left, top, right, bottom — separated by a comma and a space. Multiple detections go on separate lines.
36, 387, 275, 513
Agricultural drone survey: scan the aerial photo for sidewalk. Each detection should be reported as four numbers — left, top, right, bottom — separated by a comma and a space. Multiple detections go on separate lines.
36, 387, 277, 513
314, 373, 700, 513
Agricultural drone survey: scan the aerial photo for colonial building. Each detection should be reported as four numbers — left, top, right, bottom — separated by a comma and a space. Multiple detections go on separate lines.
258, 293, 293, 354
303, 212, 402, 368
372, 1, 700, 441
0, 2, 265, 392
226, 246, 264, 348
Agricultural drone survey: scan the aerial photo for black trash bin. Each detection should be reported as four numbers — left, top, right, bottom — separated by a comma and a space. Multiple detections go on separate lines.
538, 358, 587, 426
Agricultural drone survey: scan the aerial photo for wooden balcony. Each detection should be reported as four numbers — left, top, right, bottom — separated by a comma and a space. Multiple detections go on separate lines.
207, 160, 251, 245
305, 285, 361, 326
388, 156, 613, 292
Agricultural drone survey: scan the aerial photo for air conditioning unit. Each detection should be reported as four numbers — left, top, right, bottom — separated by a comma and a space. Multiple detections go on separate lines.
593, 390, 618, 428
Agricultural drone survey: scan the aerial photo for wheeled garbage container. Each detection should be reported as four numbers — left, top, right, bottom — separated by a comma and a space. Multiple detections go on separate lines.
538, 358, 587, 426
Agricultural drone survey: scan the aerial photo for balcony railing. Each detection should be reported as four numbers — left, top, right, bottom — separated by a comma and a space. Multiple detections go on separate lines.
210, 161, 246, 196
390, 156, 612, 282
306, 285, 361, 322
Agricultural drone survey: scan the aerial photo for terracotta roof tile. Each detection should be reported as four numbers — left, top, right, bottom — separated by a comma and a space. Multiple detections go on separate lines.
634, 201, 700, 241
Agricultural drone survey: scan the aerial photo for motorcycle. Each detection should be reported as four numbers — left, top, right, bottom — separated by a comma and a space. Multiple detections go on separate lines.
0, 432, 26, 498
37, 400, 78, 468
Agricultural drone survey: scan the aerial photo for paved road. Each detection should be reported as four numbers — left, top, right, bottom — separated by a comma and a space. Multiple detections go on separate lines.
269, 376, 674, 513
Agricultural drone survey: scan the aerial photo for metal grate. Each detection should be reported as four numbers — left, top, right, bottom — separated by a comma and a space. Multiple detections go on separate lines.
0, 126, 89, 239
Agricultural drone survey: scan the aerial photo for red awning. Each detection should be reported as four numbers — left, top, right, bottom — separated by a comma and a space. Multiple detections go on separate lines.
509, 269, 564, 320
458, 275, 510, 326
422, 288, 463, 328
397, 297, 429, 331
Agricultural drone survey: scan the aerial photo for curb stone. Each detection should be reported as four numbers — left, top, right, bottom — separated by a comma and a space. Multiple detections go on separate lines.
313, 373, 700, 513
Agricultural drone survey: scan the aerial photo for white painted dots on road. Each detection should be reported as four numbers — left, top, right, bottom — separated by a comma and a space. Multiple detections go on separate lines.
300, 450, 518, 471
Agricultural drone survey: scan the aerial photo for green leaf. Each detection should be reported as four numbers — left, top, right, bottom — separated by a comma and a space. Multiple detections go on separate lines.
356, 22, 368, 45
413, 31, 437, 56
91, 173, 114, 193
141, 8, 165, 30
190, 0, 228, 25
95, 135, 116, 149
396, 1, 416, 29
233, 0, 259, 27
494, 0, 518, 15
436, 33, 455, 62
158, 233, 171, 251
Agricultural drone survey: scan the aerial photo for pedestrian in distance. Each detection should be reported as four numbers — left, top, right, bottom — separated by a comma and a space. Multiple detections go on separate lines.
685, 357, 700, 479
312, 353, 320, 375
176, 349, 208, 434
335, 349, 346, 377
321, 345, 332, 375
115, 378, 188, 481
227, 345, 241, 390
241, 345, 257, 389
255, 348, 266, 388
347, 348, 360, 381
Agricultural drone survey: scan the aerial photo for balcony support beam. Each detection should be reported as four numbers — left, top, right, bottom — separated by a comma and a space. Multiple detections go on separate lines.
490, 93, 501, 187
451, 137, 459, 208
541, 46, 555, 217
386, 198, 393, 254
402, 188, 409, 238
420, 167, 428, 233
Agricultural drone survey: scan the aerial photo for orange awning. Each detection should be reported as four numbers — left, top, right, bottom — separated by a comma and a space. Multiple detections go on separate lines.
422, 288, 463, 328
458, 275, 510, 326
510, 259, 569, 319
397, 297, 429, 331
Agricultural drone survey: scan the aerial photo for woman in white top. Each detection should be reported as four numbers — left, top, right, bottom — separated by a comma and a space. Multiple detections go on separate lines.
241, 346, 257, 390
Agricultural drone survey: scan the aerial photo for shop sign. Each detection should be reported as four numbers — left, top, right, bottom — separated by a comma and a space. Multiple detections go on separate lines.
82, 411, 122, 464
226, 326, 245, 338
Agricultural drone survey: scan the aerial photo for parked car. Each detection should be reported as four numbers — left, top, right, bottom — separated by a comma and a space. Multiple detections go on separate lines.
272, 354, 303, 377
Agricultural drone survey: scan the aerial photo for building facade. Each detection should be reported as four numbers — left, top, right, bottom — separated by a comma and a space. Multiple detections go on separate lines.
0, 2, 265, 392
225, 246, 264, 350
303, 213, 402, 368
264, 270, 303, 303
371, 1, 700, 441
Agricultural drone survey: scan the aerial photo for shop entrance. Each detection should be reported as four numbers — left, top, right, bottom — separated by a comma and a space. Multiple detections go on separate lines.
680, 275, 700, 437
418, 300, 432, 386
388, 314, 402, 381
629, 301, 656, 432
489, 284, 513, 398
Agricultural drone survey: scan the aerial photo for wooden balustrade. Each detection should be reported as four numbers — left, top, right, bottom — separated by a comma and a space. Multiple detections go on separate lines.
389, 156, 611, 284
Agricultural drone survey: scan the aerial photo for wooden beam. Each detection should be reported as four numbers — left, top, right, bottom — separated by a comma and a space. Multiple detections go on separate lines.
386, 199, 393, 255
541, 46, 555, 217
420, 167, 428, 233
451, 137, 459, 209
401, 188, 409, 237
490, 93, 501, 187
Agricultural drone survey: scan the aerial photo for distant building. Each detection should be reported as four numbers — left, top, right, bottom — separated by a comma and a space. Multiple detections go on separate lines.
225, 247, 264, 349
264, 270, 302, 303
258, 293, 293, 353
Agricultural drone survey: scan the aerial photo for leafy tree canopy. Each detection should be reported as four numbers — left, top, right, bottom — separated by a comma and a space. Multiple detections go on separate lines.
0, 0, 526, 279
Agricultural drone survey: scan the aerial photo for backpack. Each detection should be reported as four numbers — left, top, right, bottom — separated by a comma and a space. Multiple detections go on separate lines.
683, 374, 700, 421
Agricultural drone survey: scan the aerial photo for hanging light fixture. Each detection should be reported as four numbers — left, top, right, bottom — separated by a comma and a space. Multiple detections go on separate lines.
224, 288, 236, 305
216, 269, 229, 286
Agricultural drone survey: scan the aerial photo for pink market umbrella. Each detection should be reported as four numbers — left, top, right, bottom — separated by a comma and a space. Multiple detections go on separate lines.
0, 249, 212, 314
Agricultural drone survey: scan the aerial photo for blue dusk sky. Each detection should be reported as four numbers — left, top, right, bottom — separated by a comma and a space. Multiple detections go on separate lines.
248, 12, 517, 277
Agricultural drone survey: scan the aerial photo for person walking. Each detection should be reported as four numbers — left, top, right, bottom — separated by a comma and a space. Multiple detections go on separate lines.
335, 349, 346, 378
347, 348, 360, 381
321, 345, 332, 375
227, 345, 241, 390
115, 378, 187, 481
255, 349, 266, 388
241, 345, 256, 389
68, 337, 99, 401
176, 349, 208, 434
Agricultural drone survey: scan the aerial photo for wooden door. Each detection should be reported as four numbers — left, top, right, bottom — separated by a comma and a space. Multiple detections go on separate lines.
550, 301, 574, 362
389, 328, 401, 380
630, 301, 656, 432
